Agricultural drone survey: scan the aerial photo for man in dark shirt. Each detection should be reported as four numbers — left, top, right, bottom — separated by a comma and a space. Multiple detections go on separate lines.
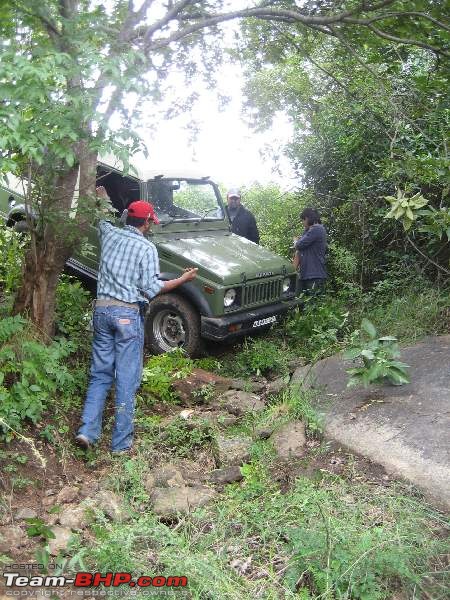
226, 188, 259, 244
294, 207, 327, 294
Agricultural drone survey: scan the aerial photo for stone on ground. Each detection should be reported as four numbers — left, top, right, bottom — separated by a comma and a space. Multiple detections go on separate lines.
216, 435, 252, 466
291, 335, 450, 510
0, 525, 26, 554
209, 465, 243, 485
48, 526, 72, 556
270, 421, 306, 460
14, 507, 37, 520
214, 390, 265, 416
56, 486, 80, 504
151, 486, 217, 517
172, 368, 231, 404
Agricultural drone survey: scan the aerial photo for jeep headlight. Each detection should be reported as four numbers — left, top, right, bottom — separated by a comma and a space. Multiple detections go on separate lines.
282, 277, 291, 293
224, 288, 237, 307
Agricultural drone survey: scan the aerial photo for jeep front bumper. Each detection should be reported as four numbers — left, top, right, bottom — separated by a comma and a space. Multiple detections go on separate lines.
200, 297, 301, 341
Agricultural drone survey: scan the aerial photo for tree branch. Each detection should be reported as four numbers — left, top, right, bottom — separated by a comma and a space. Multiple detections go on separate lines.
366, 23, 449, 56
406, 235, 450, 275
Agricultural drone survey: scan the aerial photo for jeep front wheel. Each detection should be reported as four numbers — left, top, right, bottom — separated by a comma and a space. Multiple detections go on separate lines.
145, 293, 203, 357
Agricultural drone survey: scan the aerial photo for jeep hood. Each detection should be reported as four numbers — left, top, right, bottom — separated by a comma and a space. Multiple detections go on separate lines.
157, 233, 292, 283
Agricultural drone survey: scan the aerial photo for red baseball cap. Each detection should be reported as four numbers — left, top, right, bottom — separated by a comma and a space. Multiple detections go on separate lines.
127, 200, 160, 224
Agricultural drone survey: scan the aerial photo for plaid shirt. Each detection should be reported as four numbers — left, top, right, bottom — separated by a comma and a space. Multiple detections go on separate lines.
96, 221, 164, 304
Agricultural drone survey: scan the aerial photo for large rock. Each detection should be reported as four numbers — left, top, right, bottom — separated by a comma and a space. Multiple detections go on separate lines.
271, 421, 306, 460
94, 490, 128, 522
57, 486, 80, 504
152, 486, 217, 517
59, 504, 89, 531
209, 466, 243, 485
266, 376, 289, 396
214, 390, 265, 416
172, 369, 231, 404
291, 335, 450, 510
15, 507, 37, 520
216, 435, 252, 466
48, 526, 72, 556
0, 525, 26, 553
144, 464, 185, 493
230, 379, 266, 393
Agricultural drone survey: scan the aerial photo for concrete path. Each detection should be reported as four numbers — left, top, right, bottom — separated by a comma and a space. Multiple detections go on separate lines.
292, 335, 450, 511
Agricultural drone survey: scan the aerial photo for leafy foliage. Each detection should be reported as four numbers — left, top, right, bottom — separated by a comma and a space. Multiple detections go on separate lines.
160, 417, 216, 458
141, 348, 193, 403
384, 188, 429, 230
0, 316, 76, 440
344, 319, 410, 387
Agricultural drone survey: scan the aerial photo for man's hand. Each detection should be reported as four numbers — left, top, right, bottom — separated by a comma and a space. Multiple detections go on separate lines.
181, 267, 198, 282
96, 186, 110, 200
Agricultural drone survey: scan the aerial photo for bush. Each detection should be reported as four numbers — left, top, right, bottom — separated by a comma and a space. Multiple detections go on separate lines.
230, 337, 294, 377
55, 276, 92, 344
141, 348, 193, 403
0, 222, 25, 299
0, 316, 77, 440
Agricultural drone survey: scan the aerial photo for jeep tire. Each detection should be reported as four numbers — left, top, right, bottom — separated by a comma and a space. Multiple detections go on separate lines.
145, 293, 203, 357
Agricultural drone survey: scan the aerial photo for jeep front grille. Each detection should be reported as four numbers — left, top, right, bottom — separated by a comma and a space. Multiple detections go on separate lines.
243, 279, 282, 306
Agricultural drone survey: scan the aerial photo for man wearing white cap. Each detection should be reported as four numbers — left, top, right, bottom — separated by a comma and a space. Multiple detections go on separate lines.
226, 188, 260, 244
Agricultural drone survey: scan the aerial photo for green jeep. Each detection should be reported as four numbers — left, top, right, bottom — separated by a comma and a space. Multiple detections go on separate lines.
0, 161, 300, 356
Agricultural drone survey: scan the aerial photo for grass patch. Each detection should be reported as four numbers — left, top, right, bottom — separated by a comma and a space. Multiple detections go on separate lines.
82, 449, 449, 600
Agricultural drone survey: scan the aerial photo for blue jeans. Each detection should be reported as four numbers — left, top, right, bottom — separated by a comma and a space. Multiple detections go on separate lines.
78, 306, 144, 451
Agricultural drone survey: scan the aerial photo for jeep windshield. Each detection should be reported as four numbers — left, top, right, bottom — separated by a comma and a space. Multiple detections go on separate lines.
147, 178, 224, 224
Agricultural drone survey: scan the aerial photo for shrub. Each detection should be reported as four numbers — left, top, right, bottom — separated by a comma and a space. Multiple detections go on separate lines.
55, 276, 92, 344
0, 316, 76, 440
141, 348, 193, 403
344, 319, 410, 387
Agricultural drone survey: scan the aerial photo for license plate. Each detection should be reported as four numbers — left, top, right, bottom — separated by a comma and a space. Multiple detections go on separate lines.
252, 315, 277, 328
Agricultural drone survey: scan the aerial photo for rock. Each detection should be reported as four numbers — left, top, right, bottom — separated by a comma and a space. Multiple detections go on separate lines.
172, 369, 231, 404
80, 481, 99, 498
230, 379, 266, 393
57, 486, 79, 504
216, 435, 252, 466
266, 377, 289, 396
254, 427, 274, 440
59, 504, 88, 531
48, 526, 72, 556
45, 488, 56, 497
270, 421, 306, 460
15, 507, 37, 520
152, 485, 217, 517
288, 357, 307, 372
214, 390, 265, 416
0, 525, 26, 553
94, 490, 128, 522
42, 495, 56, 508
209, 466, 243, 485
144, 464, 185, 493
201, 411, 238, 428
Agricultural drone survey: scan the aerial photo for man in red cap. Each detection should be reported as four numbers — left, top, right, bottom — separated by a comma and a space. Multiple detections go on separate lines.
75, 186, 197, 453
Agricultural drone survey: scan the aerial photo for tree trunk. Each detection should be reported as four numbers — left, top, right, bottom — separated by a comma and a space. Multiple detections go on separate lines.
13, 237, 71, 338
13, 148, 97, 339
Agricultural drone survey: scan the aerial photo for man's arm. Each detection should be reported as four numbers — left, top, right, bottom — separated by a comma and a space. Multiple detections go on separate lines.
140, 246, 198, 298
160, 268, 198, 293
295, 225, 321, 250
293, 251, 300, 271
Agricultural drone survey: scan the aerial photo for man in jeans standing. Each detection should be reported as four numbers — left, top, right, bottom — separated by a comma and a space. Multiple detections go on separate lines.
75, 187, 197, 453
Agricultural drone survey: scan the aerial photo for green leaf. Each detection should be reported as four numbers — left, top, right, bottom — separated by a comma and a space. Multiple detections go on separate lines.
361, 319, 377, 338
343, 348, 361, 360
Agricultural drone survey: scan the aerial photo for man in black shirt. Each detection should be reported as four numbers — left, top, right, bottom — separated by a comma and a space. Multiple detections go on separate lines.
294, 207, 327, 294
226, 188, 260, 244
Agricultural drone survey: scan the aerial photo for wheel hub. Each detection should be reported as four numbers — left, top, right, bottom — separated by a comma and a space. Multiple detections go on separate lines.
153, 310, 186, 351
